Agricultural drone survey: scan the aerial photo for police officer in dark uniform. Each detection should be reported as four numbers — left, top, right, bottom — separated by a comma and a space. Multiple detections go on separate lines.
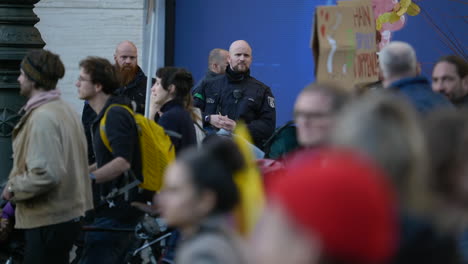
193, 40, 276, 149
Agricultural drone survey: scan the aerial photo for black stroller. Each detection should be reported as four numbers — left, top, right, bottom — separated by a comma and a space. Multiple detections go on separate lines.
72, 214, 173, 264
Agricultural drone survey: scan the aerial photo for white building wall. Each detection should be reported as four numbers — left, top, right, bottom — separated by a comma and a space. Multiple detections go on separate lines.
34, 0, 145, 115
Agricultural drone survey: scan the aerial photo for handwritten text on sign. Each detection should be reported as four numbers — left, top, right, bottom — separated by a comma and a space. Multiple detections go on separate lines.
314, 1, 378, 88
354, 52, 378, 78
355, 32, 374, 50
353, 5, 372, 28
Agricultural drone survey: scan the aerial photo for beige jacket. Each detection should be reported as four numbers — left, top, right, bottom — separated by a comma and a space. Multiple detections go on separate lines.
8, 99, 93, 229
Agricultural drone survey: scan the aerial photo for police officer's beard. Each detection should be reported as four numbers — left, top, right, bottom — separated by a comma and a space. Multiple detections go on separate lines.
116, 63, 138, 87
232, 64, 249, 73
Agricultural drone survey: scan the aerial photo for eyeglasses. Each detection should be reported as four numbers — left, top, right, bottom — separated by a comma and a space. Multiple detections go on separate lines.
77, 76, 92, 83
294, 111, 331, 121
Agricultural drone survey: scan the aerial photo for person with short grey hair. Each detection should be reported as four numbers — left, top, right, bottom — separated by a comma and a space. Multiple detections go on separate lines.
379, 41, 417, 84
208, 48, 230, 74
192, 48, 229, 97
379, 41, 452, 114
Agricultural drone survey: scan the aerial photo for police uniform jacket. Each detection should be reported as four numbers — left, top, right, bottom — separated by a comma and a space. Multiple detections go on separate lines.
194, 66, 276, 148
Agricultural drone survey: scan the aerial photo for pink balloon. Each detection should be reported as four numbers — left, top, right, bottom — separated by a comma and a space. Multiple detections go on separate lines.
372, 0, 407, 49
381, 16, 405, 31
372, 0, 396, 17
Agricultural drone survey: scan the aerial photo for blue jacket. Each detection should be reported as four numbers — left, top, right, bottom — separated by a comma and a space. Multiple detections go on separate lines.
389, 76, 454, 114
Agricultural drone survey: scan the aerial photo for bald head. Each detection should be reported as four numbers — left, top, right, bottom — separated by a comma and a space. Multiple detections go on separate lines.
379, 41, 417, 87
229, 40, 251, 53
114, 40, 138, 68
228, 40, 253, 73
115, 41, 137, 54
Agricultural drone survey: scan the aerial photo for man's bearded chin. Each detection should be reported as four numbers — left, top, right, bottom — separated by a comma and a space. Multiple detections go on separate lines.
232, 64, 249, 73
116, 63, 138, 86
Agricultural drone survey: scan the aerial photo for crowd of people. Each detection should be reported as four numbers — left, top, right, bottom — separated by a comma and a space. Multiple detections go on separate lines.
0, 37, 467, 264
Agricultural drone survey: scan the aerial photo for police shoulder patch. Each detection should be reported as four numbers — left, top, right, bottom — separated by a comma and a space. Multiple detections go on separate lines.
267, 96, 275, 108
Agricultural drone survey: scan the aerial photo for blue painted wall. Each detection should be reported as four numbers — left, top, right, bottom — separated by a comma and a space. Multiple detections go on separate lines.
174, 0, 467, 127
390, 0, 467, 77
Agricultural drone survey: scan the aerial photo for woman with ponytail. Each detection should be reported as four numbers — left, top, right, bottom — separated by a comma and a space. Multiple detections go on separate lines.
159, 137, 247, 263
151, 67, 197, 154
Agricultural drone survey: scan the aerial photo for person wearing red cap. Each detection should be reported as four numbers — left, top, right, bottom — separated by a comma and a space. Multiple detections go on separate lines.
251, 149, 399, 264
330, 92, 461, 263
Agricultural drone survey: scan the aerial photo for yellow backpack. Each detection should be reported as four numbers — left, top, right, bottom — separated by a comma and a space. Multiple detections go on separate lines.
100, 104, 176, 192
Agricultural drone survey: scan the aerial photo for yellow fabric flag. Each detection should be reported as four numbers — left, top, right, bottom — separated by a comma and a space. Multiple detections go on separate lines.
232, 122, 265, 236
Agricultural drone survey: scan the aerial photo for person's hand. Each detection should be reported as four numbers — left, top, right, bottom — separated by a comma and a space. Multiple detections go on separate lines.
2, 186, 13, 201
131, 201, 160, 216
209, 114, 224, 129
219, 116, 237, 131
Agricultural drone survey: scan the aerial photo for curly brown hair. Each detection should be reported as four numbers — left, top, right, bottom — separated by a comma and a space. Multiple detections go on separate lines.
79, 56, 119, 95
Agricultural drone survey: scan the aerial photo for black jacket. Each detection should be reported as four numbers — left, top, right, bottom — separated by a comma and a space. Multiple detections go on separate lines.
82, 67, 153, 164
192, 70, 222, 97
91, 96, 143, 221
155, 100, 197, 154
193, 66, 276, 148
114, 66, 149, 114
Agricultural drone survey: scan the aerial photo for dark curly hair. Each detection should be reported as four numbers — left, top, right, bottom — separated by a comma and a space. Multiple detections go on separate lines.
79, 56, 119, 95
156, 66, 198, 120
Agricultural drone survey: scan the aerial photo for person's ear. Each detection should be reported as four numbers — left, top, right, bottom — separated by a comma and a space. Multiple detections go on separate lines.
212, 63, 220, 73
416, 62, 422, 75
31, 80, 38, 90
168, 84, 176, 95
197, 190, 216, 216
95, 82, 103, 93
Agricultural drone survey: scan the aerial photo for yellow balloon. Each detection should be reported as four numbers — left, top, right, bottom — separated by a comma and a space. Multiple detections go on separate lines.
396, 0, 411, 16
407, 3, 421, 16
376, 12, 401, 30
376, 0, 420, 31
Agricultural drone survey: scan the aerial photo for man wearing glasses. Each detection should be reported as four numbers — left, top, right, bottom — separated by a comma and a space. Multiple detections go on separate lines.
81, 41, 151, 165
76, 56, 144, 264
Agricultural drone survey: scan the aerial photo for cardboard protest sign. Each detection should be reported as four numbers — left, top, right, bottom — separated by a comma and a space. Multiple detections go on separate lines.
311, 0, 378, 89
